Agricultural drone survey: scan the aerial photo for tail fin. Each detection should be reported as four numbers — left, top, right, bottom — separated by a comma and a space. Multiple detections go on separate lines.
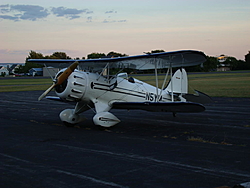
165, 68, 188, 94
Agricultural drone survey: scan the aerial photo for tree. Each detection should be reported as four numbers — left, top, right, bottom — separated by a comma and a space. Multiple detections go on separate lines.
186, 56, 219, 72
87, 52, 106, 59
245, 51, 250, 63
224, 56, 238, 70
232, 52, 250, 70
26, 51, 72, 60
14, 65, 23, 74
48, 52, 71, 59
26, 50, 44, 61
107, 51, 128, 57
204, 56, 219, 71
144, 49, 165, 54
235, 60, 249, 70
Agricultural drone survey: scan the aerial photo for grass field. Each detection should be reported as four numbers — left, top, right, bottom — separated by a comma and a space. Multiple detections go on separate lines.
0, 78, 51, 92
0, 72, 249, 97
134, 72, 250, 98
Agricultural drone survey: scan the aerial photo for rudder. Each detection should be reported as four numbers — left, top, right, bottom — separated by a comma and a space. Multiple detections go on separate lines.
165, 68, 188, 94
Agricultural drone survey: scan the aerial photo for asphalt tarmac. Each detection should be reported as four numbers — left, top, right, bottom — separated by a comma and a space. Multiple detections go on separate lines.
1, 91, 250, 188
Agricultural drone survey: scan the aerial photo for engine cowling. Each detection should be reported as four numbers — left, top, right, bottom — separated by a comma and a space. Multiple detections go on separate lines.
55, 70, 87, 102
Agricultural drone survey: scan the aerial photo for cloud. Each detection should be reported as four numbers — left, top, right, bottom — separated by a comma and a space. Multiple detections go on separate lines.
105, 10, 117, 14
0, 4, 9, 8
0, 4, 126, 23
51, 7, 89, 20
103, 10, 127, 23
12, 5, 49, 21
87, 16, 92, 22
118, 20, 127, 23
103, 19, 114, 23
0, 4, 10, 11
0, 4, 49, 21
103, 19, 127, 23
86, 10, 93, 14
0, 15, 19, 21
0, 5, 10, 14
0, 4, 92, 21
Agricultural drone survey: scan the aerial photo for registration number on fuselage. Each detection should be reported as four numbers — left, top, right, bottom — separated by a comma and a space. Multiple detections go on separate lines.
145, 92, 163, 102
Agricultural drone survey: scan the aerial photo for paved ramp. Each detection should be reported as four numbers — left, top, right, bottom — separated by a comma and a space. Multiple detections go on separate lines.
1, 91, 250, 188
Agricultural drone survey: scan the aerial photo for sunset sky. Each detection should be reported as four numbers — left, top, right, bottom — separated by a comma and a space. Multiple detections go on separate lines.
1, 0, 249, 63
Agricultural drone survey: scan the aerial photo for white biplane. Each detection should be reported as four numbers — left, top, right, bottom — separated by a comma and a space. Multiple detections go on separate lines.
29, 50, 211, 127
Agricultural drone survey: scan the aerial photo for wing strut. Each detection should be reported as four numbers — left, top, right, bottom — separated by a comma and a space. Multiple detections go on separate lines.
170, 63, 174, 102
180, 54, 185, 98
159, 68, 170, 97
44, 63, 54, 81
154, 57, 159, 102
97, 63, 109, 81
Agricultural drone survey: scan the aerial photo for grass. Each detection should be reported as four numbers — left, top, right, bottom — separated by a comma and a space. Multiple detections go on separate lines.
133, 72, 250, 98
0, 78, 51, 85
0, 78, 51, 92
188, 74, 250, 97
0, 71, 249, 97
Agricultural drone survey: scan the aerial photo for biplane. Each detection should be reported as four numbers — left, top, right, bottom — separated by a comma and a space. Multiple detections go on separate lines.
29, 50, 211, 127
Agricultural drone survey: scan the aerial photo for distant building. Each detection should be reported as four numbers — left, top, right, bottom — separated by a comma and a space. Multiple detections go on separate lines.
13, 64, 21, 73
216, 55, 230, 71
29, 68, 43, 76
0, 66, 9, 76
8, 64, 21, 74
217, 64, 231, 71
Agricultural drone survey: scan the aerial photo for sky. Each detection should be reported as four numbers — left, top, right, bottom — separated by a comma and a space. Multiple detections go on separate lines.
1, 0, 250, 63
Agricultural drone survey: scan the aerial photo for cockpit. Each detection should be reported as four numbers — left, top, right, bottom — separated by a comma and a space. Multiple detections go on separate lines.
117, 72, 135, 83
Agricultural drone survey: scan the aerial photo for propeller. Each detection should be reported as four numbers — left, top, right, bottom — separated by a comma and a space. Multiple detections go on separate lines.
38, 62, 79, 101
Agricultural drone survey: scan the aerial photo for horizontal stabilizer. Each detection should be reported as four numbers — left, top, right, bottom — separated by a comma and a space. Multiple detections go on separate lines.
183, 90, 213, 104
113, 102, 205, 113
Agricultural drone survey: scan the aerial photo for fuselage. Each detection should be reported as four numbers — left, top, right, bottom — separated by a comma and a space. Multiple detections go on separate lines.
55, 70, 172, 108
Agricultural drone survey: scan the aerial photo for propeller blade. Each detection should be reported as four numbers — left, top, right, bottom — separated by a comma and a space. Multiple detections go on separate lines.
56, 62, 79, 85
38, 83, 56, 101
38, 61, 79, 101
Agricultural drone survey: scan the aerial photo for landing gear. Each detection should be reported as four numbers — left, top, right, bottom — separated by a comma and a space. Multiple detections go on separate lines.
59, 109, 85, 126
59, 109, 120, 128
93, 112, 120, 127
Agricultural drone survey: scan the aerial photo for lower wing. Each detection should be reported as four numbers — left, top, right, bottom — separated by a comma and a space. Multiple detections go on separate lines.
112, 102, 205, 113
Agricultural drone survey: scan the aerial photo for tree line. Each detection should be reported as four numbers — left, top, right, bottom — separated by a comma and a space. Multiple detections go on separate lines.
15, 50, 250, 74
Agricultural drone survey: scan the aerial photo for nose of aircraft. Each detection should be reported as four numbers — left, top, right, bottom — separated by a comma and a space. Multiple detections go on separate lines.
38, 62, 79, 101
55, 70, 87, 102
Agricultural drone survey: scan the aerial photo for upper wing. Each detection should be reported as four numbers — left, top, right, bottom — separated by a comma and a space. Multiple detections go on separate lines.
28, 50, 206, 71
112, 101, 205, 113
